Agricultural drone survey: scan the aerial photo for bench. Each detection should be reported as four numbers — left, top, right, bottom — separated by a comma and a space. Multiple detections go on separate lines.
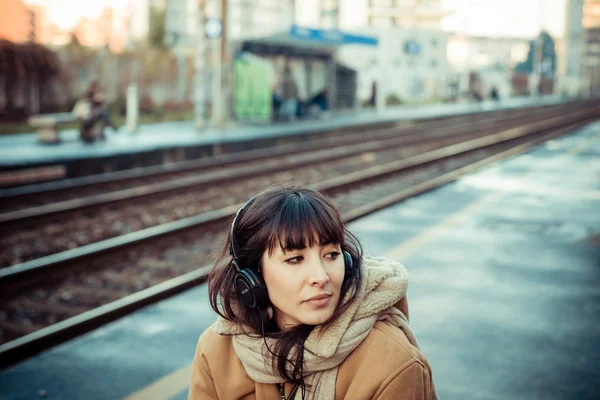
28, 112, 77, 144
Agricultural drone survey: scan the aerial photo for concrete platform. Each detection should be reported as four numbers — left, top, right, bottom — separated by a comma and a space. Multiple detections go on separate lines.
0, 118, 598, 400
0, 96, 565, 185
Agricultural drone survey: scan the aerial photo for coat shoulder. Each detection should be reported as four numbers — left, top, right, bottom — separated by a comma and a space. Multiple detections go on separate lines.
366, 320, 428, 366
196, 321, 235, 361
191, 323, 258, 399
336, 320, 432, 398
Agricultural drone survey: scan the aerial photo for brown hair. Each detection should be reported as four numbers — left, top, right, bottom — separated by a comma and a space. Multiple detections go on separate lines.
208, 185, 363, 387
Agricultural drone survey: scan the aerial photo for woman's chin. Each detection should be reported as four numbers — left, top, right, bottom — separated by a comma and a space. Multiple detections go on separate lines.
298, 305, 336, 325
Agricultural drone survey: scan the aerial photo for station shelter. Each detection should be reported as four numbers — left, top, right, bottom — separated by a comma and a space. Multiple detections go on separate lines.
230, 25, 378, 123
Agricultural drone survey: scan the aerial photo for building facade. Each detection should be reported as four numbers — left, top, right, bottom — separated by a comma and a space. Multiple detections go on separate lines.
229, 0, 295, 41
583, 0, 600, 94
0, 0, 34, 43
331, 0, 454, 103
447, 35, 531, 98
165, 0, 296, 50
337, 27, 452, 102
583, 0, 600, 27
313, 0, 451, 30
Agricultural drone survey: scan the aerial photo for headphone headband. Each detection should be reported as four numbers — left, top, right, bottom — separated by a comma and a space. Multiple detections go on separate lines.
229, 195, 259, 265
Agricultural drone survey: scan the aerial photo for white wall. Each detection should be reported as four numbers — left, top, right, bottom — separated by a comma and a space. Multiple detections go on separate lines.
337, 27, 452, 103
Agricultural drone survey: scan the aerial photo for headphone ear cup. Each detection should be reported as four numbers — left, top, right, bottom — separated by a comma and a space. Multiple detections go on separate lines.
234, 268, 269, 310
343, 251, 353, 270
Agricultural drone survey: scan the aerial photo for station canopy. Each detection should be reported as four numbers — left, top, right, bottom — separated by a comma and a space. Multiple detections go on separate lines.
241, 25, 379, 59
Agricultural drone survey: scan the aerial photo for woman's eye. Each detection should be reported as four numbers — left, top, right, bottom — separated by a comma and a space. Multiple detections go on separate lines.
326, 251, 341, 259
286, 256, 303, 264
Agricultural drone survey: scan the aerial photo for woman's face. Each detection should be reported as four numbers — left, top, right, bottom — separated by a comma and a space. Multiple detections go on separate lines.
261, 241, 345, 331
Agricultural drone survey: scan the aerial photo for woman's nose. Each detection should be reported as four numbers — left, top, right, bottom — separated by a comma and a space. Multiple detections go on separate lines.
307, 260, 330, 286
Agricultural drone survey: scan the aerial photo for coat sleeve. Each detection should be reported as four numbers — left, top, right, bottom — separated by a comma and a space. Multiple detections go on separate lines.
374, 360, 434, 400
188, 338, 219, 400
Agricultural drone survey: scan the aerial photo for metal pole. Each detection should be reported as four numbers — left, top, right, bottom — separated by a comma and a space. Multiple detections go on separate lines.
211, 0, 224, 127
221, 0, 229, 124
531, 0, 544, 96
194, 0, 207, 128
126, 83, 138, 133
376, 36, 386, 113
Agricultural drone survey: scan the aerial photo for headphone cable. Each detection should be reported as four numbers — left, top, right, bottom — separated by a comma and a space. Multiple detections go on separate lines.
259, 309, 306, 399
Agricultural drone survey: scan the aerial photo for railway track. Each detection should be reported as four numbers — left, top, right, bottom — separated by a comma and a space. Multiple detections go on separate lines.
0, 103, 563, 212
0, 103, 584, 268
0, 103, 598, 369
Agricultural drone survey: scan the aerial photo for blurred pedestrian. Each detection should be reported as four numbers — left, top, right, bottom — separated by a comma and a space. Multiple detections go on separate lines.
369, 81, 377, 107
272, 88, 282, 122
301, 89, 328, 119
490, 86, 500, 101
72, 80, 117, 142
189, 186, 437, 400
306, 89, 328, 112
278, 64, 299, 121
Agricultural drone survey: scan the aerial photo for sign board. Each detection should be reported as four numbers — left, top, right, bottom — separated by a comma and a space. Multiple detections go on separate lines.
404, 40, 421, 56
289, 25, 378, 46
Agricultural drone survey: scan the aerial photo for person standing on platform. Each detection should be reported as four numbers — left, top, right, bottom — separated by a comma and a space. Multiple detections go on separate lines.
189, 186, 437, 400
490, 86, 500, 101
369, 81, 377, 107
278, 64, 299, 121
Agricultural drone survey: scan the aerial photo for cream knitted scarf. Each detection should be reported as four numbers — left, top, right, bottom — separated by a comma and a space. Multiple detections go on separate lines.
213, 256, 426, 400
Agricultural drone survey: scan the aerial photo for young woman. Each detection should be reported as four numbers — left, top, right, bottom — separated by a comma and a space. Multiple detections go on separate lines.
189, 186, 436, 399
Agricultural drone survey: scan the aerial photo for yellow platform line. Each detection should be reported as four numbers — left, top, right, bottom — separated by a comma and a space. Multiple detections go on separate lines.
386, 193, 496, 261
122, 128, 598, 400
122, 363, 192, 400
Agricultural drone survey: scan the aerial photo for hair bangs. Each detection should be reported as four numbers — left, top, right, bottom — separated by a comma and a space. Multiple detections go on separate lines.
266, 193, 344, 254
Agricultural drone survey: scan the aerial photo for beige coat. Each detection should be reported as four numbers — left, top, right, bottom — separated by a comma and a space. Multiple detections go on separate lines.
189, 298, 434, 399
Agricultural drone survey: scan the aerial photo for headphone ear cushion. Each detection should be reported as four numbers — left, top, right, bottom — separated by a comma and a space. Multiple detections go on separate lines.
234, 268, 270, 310
343, 251, 353, 270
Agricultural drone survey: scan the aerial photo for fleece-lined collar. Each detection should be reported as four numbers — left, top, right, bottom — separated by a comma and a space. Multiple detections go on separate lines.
213, 255, 408, 341
303, 256, 409, 357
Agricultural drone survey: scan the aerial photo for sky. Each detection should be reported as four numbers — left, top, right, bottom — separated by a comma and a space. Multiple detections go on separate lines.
441, 0, 566, 38
24, 0, 135, 29
24, 0, 150, 37
25, 0, 567, 38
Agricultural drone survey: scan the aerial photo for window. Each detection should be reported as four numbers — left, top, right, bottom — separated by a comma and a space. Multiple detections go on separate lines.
369, 16, 392, 27
322, 0, 339, 7
371, 0, 393, 6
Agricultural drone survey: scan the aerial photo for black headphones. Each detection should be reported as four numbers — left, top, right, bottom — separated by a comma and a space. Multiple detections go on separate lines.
229, 195, 354, 310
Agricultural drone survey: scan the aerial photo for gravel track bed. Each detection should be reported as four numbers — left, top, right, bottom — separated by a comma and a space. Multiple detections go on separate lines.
0, 133, 482, 267
0, 131, 548, 344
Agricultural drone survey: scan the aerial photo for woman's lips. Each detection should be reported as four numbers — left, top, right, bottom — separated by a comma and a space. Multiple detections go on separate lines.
304, 294, 332, 308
